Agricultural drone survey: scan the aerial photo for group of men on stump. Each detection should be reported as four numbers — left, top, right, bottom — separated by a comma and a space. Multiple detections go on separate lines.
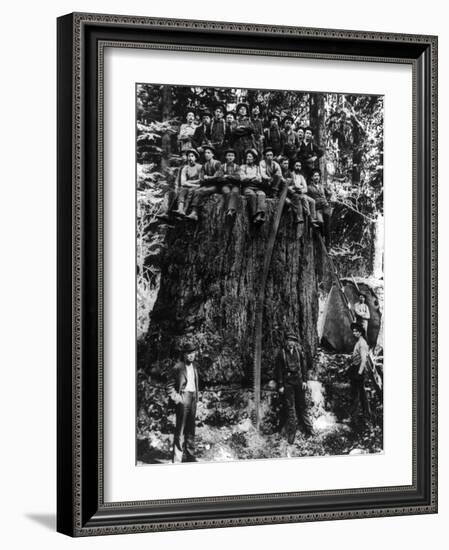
157, 102, 332, 242
167, 322, 372, 463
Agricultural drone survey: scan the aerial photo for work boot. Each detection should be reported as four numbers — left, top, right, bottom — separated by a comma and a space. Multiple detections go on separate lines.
226, 209, 236, 219
185, 208, 198, 221
172, 203, 185, 217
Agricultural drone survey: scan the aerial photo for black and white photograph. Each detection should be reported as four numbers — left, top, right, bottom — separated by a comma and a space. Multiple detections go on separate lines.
136, 83, 384, 465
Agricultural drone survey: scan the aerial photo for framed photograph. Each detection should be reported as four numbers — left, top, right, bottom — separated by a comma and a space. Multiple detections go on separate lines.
57, 12, 438, 536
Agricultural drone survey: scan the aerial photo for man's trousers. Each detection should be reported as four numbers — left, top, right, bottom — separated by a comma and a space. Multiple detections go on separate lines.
243, 186, 266, 218
283, 382, 313, 443
173, 391, 197, 463
349, 376, 371, 420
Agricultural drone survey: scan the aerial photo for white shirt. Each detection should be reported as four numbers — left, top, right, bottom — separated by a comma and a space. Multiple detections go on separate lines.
354, 302, 370, 320
184, 363, 196, 392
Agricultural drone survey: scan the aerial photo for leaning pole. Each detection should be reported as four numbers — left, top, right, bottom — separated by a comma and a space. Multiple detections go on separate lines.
253, 184, 289, 430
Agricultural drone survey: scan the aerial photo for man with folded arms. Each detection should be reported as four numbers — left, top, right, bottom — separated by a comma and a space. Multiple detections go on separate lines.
219, 148, 241, 219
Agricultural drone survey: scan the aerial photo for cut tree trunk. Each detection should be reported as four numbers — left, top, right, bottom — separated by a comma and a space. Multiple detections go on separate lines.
143, 195, 322, 386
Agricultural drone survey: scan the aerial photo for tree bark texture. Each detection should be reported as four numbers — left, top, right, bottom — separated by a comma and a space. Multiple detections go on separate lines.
144, 196, 321, 386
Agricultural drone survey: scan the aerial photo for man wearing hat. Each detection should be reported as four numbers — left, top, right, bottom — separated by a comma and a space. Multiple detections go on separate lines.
345, 323, 371, 422
219, 148, 241, 218
192, 110, 212, 154
187, 145, 221, 221
239, 148, 266, 225
260, 147, 283, 196
307, 169, 332, 246
263, 114, 283, 156
177, 110, 197, 157
232, 103, 256, 164
171, 149, 202, 218
298, 127, 324, 180
279, 156, 305, 226
250, 104, 265, 156
223, 111, 237, 150
354, 293, 371, 334
281, 115, 300, 165
210, 104, 227, 160
272, 332, 313, 444
284, 159, 319, 226
167, 342, 200, 463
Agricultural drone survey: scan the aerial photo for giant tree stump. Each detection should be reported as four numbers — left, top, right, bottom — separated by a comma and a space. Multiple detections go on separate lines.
144, 195, 321, 386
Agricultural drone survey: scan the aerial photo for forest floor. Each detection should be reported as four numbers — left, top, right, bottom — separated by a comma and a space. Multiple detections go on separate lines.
136, 347, 383, 465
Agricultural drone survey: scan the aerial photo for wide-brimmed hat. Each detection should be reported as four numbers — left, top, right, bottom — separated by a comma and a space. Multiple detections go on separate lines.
183, 341, 198, 353
202, 144, 216, 155
200, 109, 212, 118
226, 110, 236, 118
269, 114, 281, 123
223, 148, 237, 157
236, 102, 250, 115
286, 332, 299, 342
244, 148, 259, 161
263, 146, 274, 155
186, 148, 200, 160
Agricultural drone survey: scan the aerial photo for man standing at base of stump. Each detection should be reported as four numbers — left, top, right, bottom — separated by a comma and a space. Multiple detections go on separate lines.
167, 341, 200, 463
345, 322, 372, 423
272, 333, 314, 444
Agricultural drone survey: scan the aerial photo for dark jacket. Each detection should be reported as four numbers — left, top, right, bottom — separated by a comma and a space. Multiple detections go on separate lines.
263, 126, 283, 156
200, 158, 222, 184
192, 124, 211, 149
298, 141, 323, 171
167, 361, 199, 403
281, 129, 300, 158
307, 181, 332, 209
210, 118, 227, 149
274, 346, 308, 387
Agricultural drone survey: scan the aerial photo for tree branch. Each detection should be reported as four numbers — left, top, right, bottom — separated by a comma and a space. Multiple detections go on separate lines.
332, 199, 376, 223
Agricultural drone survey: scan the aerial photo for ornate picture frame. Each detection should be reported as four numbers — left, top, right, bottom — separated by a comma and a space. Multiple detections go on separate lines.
57, 12, 437, 536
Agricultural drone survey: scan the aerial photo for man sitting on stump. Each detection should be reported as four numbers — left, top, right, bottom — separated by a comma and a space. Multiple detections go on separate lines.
240, 148, 266, 226
280, 157, 319, 227
219, 148, 241, 219
157, 148, 201, 220
187, 145, 221, 221
272, 332, 314, 444
307, 169, 333, 245
260, 146, 282, 196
